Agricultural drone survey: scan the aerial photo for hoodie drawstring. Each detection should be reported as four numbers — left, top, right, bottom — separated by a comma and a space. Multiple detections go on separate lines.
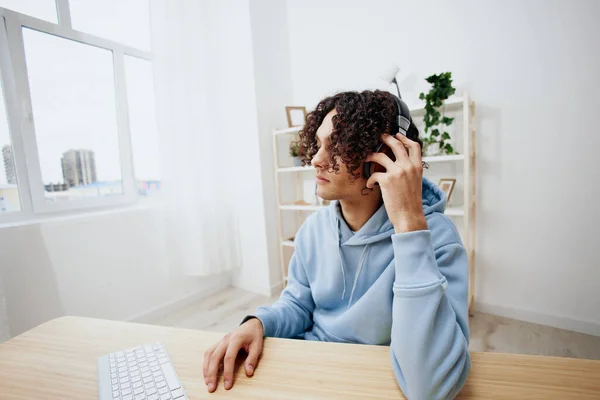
348, 245, 369, 308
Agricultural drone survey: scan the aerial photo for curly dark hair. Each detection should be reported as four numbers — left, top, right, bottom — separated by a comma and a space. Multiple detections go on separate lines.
297, 90, 423, 179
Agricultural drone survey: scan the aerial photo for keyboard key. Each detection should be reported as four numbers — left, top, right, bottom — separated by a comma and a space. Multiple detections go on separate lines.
145, 383, 154, 390
119, 372, 128, 379
153, 371, 162, 378
155, 377, 165, 385
121, 382, 131, 390
160, 363, 181, 390
141, 366, 150, 373
112, 390, 119, 398
122, 388, 132, 396
142, 372, 151, 378
134, 387, 144, 395
131, 370, 141, 377
160, 394, 172, 400
111, 378, 118, 385
143, 376, 153, 384
111, 373, 117, 379
133, 381, 143, 389
158, 386, 169, 395
112, 384, 119, 391
151, 366, 160, 372
158, 358, 169, 365
135, 395, 147, 400
150, 361, 159, 368
123, 395, 133, 400
171, 389, 184, 399
132, 375, 141, 382
146, 387, 157, 395
148, 395, 159, 400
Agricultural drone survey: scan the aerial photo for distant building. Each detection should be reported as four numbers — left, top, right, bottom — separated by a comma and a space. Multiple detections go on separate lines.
2, 145, 17, 184
44, 182, 69, 192
61, 149, 97, 187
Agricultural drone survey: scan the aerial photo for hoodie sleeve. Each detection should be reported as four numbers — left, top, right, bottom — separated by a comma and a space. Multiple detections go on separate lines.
250, 250, 315, 338
390, 227, 470, 400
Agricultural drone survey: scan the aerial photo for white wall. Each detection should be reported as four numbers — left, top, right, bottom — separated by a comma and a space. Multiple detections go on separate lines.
284, 0, 600, 335
0, 208, 230, 337
249, 0, 294, 294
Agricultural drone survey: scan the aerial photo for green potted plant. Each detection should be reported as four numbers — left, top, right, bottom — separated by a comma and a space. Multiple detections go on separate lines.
419, 72, 457, 156
289, 141, 303, 166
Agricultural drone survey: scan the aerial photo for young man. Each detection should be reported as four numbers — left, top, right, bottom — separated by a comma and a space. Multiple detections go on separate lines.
203, 90, 470, 399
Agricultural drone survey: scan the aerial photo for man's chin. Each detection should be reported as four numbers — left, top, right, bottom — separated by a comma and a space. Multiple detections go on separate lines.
316, 189, 339, 201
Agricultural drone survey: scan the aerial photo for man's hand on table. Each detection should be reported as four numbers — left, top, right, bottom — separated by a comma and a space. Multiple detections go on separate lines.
203, 318, 264, 392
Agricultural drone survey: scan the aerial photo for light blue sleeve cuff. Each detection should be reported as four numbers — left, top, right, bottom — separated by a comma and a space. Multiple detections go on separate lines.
243, 307, 278, 337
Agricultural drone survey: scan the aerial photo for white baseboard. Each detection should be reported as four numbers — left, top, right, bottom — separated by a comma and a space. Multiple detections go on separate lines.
127, 274, 232, 324
475, 301, 600, 337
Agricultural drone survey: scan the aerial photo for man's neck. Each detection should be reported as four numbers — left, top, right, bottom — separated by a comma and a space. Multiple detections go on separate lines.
339, 189, 383, 232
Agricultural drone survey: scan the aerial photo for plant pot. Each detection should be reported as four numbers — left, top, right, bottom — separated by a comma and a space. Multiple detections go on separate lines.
424, 142, 441, 157
293, 157, 303, 167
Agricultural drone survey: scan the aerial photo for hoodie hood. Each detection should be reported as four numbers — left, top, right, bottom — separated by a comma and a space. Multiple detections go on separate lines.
330, 177, 446, 246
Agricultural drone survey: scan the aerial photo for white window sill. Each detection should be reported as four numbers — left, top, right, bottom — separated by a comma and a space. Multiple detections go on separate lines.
0, 198, 161, 229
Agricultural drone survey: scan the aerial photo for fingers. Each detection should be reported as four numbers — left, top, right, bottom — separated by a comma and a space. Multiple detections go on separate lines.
381, 134, 409, 162
366, 172, 386, 189
203, 343, 217, 385
206, 340, 228, 392
395, 134, 423, 166
223, 339, 244, 390
365, 152, 395, 172
245, 339, 263, 377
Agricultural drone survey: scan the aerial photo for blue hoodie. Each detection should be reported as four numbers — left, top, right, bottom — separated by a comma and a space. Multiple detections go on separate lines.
252, 178, 470, 399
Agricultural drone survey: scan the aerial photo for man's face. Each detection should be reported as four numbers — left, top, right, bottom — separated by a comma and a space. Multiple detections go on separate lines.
311, 110, 368, 201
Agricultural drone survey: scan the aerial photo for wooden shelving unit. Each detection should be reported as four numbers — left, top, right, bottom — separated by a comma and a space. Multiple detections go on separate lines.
272, 94, 476, 311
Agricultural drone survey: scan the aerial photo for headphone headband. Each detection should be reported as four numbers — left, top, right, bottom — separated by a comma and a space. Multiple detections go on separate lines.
392, 95, 411, 136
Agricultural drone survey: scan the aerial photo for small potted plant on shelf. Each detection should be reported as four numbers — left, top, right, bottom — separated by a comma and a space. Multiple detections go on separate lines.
419, 72, 457, 156
289, 141, 303, 166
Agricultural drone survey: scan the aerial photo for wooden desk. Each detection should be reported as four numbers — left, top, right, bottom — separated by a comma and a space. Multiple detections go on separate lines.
1, 317, 599, 399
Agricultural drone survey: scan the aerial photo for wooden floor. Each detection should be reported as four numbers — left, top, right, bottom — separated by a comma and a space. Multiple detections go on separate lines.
150, 286, 600, 360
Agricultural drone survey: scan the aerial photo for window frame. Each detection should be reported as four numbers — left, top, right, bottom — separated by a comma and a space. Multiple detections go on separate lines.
0, 2, 154, 222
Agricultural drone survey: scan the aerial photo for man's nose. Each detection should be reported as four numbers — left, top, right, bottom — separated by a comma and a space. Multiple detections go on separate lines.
311, 148, 326, 169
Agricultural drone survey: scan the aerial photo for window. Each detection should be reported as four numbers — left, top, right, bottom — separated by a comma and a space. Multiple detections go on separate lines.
0, 0, 57, 23
0, 2, 156, 221
0, 77, 20, 212
69, 0, 151, 51
124, 56, 160, 196
23, 28, 122, 201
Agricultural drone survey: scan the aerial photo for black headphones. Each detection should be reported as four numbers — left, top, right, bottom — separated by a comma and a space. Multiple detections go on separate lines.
362, 94, 412, 179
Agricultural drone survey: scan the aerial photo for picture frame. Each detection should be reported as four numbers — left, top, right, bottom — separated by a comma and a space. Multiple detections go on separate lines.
438, 178, 456, 203
285, 106, 307, 127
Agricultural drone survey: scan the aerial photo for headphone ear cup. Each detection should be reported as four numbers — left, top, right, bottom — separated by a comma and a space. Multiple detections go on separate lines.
364, 143, 396, 179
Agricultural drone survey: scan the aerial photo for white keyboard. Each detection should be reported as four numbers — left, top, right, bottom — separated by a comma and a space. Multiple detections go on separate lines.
98, 341, 188, 400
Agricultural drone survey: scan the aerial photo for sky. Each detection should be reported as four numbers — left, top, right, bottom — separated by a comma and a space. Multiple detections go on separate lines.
0, 0, 159, 185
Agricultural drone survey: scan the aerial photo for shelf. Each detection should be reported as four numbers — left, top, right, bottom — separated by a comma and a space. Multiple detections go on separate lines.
282, 240, 295, 248
280, 204, 325, 211
273, 126, 302, 135
445, 207, 465, 217
408, 97, 465, 115
277, 166, 315, 173
422, 154, 464, 163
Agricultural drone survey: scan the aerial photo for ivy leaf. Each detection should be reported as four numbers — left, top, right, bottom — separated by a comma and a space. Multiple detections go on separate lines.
445, 143, 454, 154
419, 93, 425, 100
431, 129, 440, 137
442, 116, 454, 125
442, 132, 451, 140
